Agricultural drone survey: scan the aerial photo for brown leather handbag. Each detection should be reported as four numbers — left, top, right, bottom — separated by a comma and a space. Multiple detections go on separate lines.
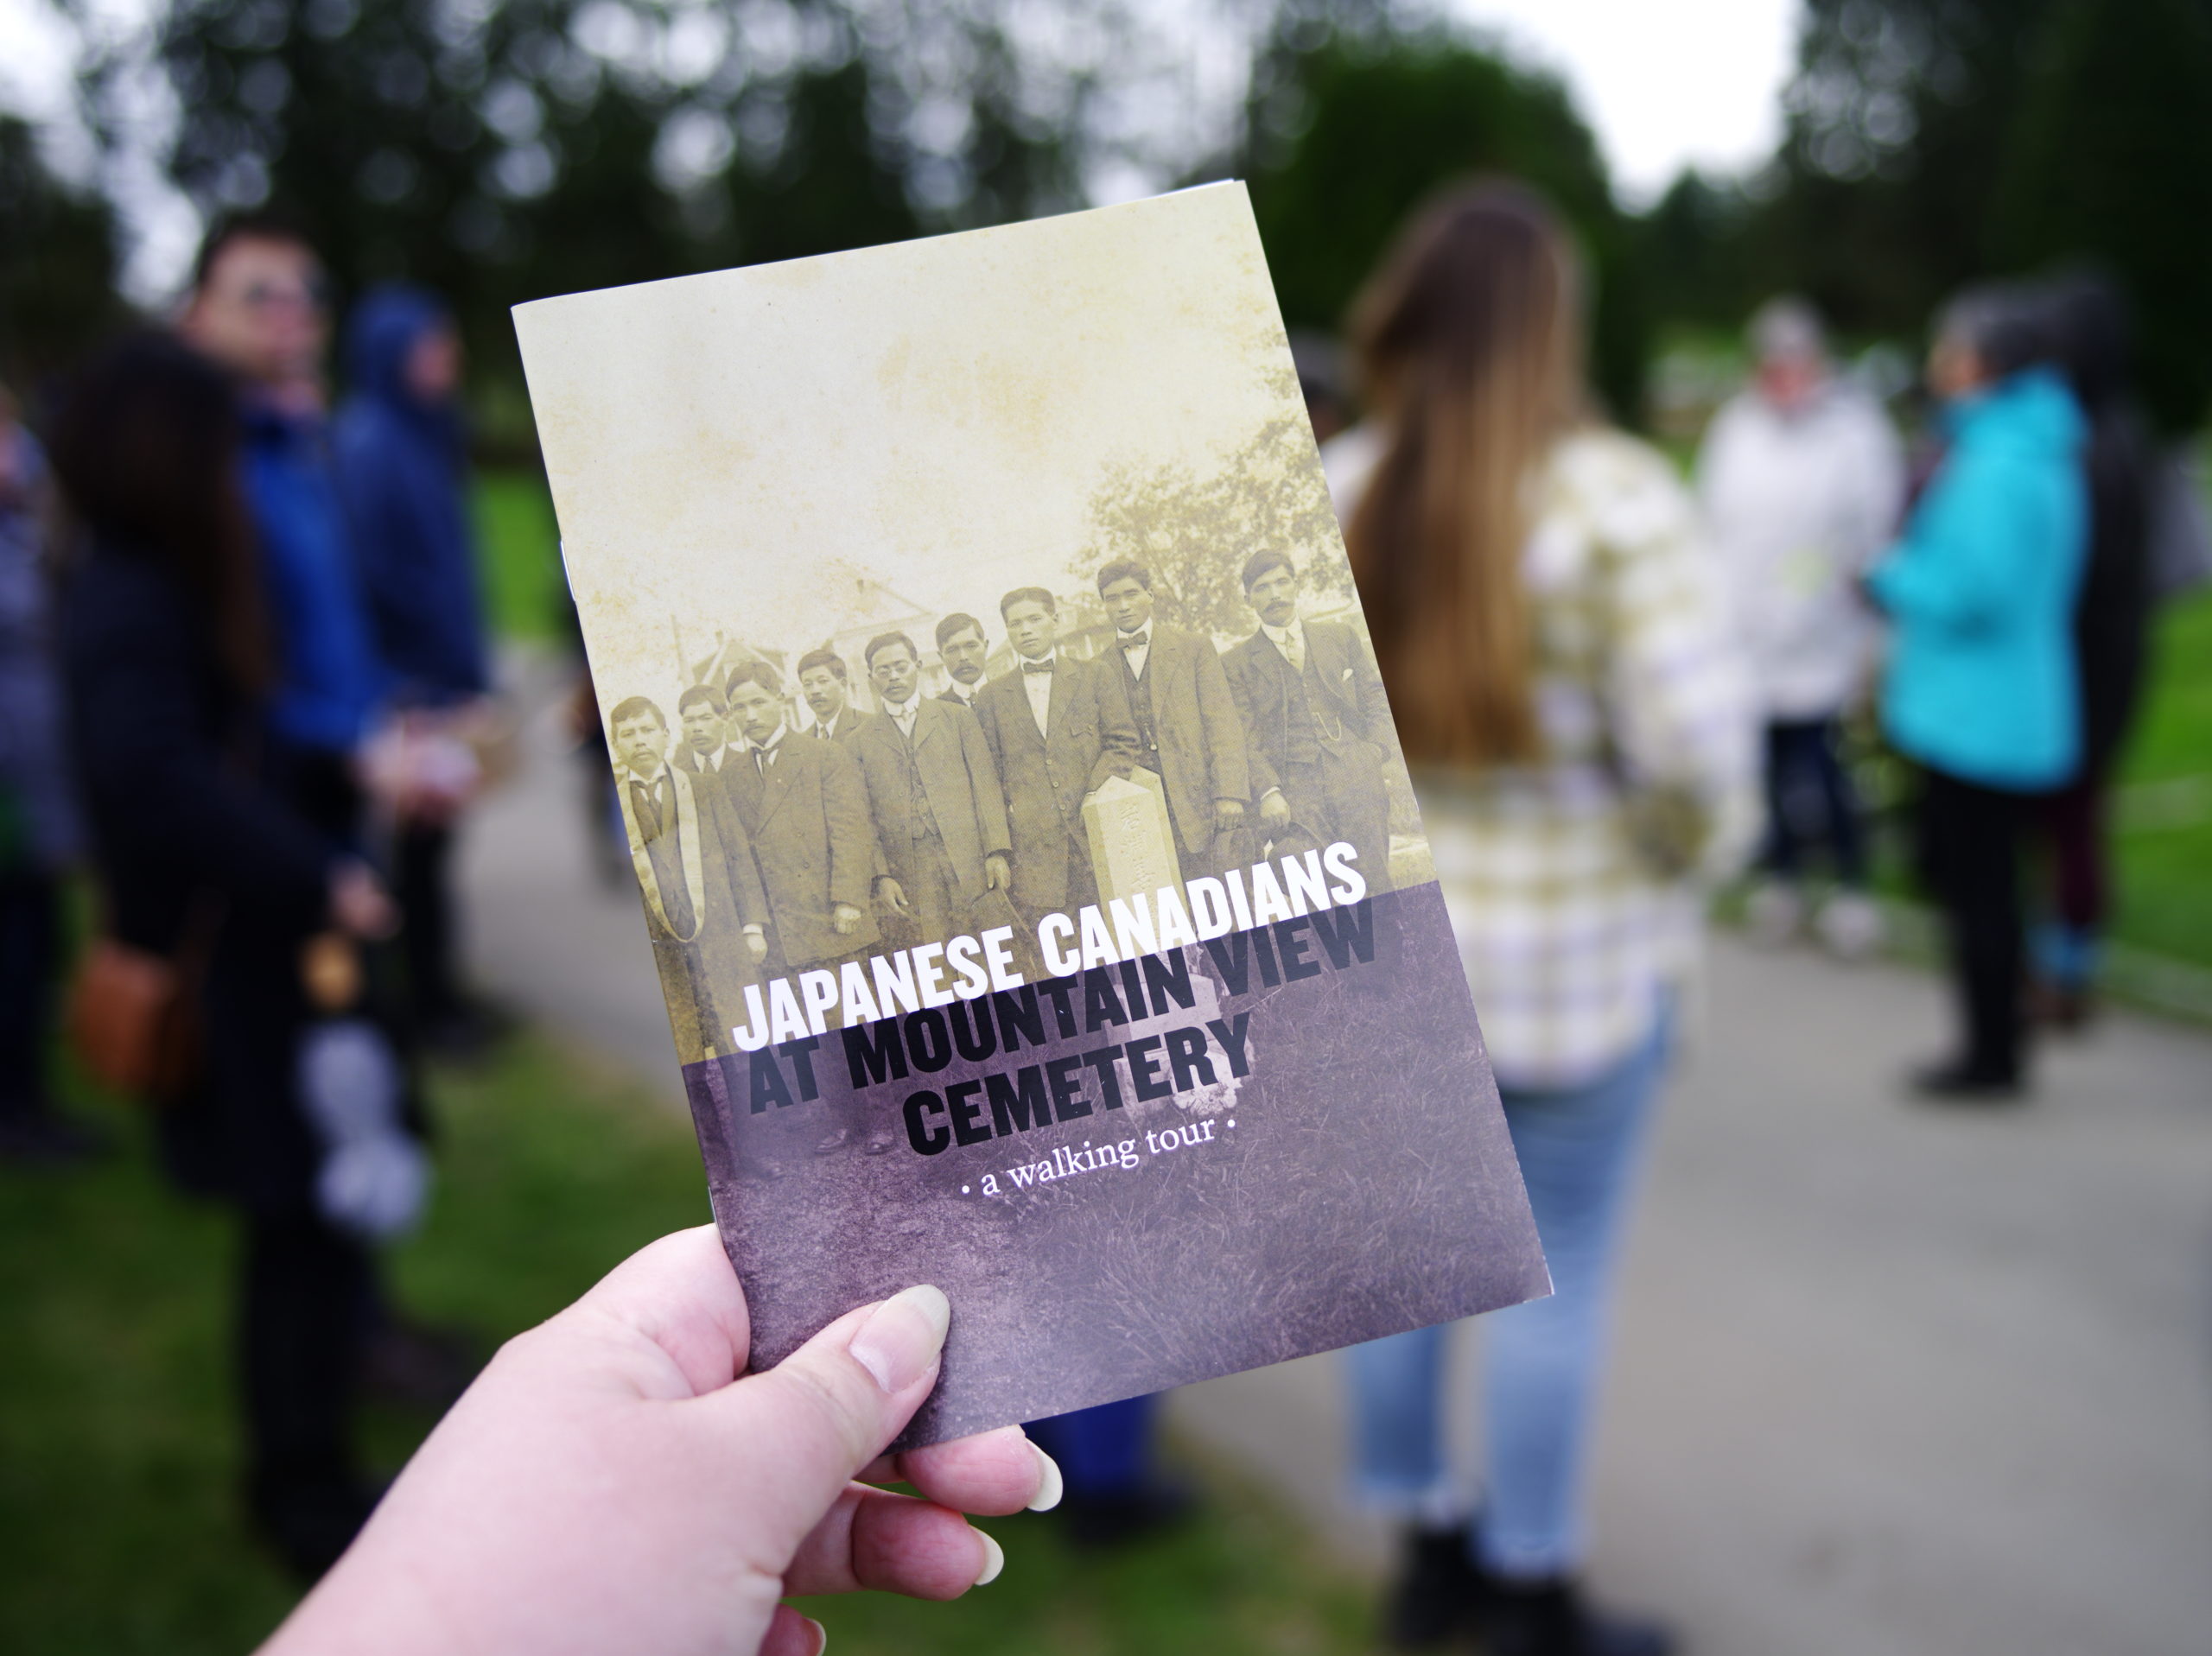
66, 898, 220, 1105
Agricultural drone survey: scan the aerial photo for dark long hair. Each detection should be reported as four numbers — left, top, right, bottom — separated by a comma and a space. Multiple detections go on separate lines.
48, 333, 269, 692
1344, 181, 1584, 768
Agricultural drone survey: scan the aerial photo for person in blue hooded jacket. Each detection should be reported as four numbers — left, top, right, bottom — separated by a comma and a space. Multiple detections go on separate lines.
333, 283, 495, 1050
1866, 286, 2087, 1099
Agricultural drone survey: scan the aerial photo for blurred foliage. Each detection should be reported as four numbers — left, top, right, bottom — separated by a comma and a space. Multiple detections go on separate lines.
1653, 0, 2212, 431
1993, 0, 2212, 434
1231, 19, 1648, 423
0, 117, 127, 399
67, 0, 1133, 444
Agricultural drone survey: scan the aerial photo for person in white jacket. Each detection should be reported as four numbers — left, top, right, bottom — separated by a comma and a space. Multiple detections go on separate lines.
1698, 298, 1904, 957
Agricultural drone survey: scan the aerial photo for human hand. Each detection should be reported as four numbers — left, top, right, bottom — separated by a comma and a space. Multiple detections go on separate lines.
259, 1227, 1058, 1656
745, 928, 769, 965
875, 878, 912, 917
1258, 790, 1290, 827
1212, 798, 1246, 836
328, 860, 399, 941
831, 903, 862, 936
982, 853, 1010, 892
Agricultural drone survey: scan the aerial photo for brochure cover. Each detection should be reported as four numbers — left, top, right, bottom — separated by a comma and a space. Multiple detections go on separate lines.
513, 183, 1548, 1446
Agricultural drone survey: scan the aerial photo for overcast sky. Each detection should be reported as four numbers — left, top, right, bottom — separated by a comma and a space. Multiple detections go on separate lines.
0, 0, 1801, 293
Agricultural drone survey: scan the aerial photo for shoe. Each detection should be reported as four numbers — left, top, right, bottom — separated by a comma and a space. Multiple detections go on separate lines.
1909, 1061, 2023, 1103
248, 1467, 380, 1582
1814, 891, 1885, 961
1060, 1476, 1196, 1548
1745, 880, 1803, 948
361, 1317, 480, 1414
1482, 1575, 1674, 1656
1381, 1523, 1484, 1648
2028, 978, 2094, 1032
863, 1133, 899, 1156
812, 1127, 854, 1155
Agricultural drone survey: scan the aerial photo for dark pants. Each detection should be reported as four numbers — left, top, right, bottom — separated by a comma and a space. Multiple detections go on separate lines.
1029, 1393, 1159, 1496
2040, 771, 2108, 935
1760, 718, 1866, 885
242, 1209, 372, 1498
1275, 746, 1392, 895
1916, 771, 2031, 1083
395, 820, 461, 1025
0, 869, 60, 1126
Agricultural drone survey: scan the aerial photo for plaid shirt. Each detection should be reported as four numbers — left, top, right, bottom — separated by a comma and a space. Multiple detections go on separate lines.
1327, 427, 1758, 1090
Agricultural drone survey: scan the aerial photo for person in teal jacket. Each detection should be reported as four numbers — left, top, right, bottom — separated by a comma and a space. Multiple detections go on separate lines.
1866, 287, 2087, 1099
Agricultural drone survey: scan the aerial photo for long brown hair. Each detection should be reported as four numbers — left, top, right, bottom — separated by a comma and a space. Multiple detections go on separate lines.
1344, 181, 1583, 767
48, 333, 270, 693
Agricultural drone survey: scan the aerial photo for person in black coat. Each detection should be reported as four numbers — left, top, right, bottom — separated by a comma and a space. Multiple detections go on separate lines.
2033, 276, 2158, 1025
52, 334, 406, 1577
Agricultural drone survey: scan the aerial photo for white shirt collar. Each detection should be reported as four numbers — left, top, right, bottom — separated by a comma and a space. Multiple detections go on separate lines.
1262, 618, 1306, 650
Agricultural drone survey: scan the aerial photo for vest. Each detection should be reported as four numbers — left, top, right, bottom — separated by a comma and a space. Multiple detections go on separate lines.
889, 716, 941, 844
1121, 642, 1160, 767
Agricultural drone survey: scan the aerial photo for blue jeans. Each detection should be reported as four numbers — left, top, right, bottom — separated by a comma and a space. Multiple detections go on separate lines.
1346, 1012, 1672, 1578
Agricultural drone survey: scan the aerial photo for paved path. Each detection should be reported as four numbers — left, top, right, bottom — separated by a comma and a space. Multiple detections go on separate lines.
461, 657, 2212, 1656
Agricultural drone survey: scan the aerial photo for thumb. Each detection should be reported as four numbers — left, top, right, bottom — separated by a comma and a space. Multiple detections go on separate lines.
705, 1285, 950, 1545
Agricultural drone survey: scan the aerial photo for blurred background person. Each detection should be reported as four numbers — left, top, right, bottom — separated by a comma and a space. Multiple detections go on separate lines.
1864, 287, 2086, 1100
1698, 297, 1903, 959
2028, 272, 2173, 1027
0, 378, 99, 1164
1328, 183, 1756, 1656
51, 335, 415, 1577
333, 282, 500, 1056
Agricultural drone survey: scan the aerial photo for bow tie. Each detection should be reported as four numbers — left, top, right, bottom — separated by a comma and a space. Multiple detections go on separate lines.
1021, 658, 1056, 676
1121, 631, 1150, 651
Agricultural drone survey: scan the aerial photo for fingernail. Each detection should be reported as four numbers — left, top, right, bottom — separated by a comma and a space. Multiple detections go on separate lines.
804, 1618, 828, 1656
1027, 1445, 1064, 1513
973, 1528, 1005, 1587
848, 1285, 950, 1394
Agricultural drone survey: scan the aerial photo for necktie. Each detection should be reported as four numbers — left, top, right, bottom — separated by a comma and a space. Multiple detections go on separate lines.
1122, 631, 1149, 653
1279, 629, 1303, 671
1022, 658, 1055, 675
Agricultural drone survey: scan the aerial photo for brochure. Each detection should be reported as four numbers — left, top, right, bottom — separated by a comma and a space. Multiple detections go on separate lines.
513, 183, 1547, 1445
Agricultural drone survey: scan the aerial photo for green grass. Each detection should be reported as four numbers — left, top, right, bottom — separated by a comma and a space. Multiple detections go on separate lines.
2109, 583, 2212, 968
0, 1037, 1370, 1656
474, 469, 567, 641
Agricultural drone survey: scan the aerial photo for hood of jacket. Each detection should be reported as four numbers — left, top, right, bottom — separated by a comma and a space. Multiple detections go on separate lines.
1942, 365, 2084, 467
345, 283, 453, 416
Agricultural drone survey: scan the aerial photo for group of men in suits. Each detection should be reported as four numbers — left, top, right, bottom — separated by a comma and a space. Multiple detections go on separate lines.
608, 549, 1401, 1153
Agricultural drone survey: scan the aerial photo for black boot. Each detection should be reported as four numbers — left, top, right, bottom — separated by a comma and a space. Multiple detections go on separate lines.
1910, 1058, 2023, 1103
1481, 1576, 1674, 1656
1381, 1523, 1484, 1649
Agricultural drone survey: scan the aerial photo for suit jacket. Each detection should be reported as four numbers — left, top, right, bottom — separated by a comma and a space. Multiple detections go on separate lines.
674, 744, 741, 777
728, 734, 880, 967
809, 707, 880, 749
618, 765, 717, 944
975, 653, 1140, 912
937, 685, 984, 715
1222, 616, 1397, 799
1113, 621, 1251, 853
848, 698, 1010, 900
